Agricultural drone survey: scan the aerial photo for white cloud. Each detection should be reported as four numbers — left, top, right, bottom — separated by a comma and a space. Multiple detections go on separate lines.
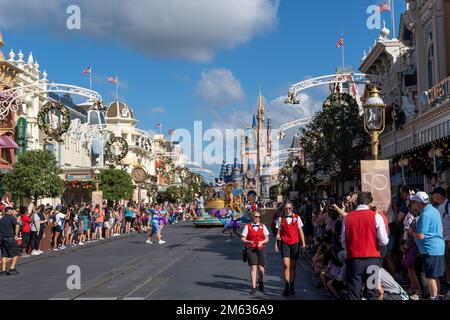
196, 68, 245, 106
0, 0, 279, 62
149, 107, 166, 114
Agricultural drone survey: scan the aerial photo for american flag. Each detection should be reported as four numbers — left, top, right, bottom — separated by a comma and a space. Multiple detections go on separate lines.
168, 129, 175, 135
107, 76, 118, 83
379, 1, 391, 13
82, 66, 91, 74
336, 35, 344, 48
155, 123, 161, 129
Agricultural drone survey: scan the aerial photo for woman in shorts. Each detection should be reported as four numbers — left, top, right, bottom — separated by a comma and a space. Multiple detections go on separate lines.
241, 211, 269, 295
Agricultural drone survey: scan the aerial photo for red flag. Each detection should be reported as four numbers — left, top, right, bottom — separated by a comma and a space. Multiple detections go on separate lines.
336, 35, 344, 48
379, 2, 391, 13
107, 76, 118, 83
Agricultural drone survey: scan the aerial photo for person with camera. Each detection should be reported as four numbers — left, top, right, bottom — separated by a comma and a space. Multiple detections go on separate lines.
241, 211, 270, 295
274, 201, 306, 296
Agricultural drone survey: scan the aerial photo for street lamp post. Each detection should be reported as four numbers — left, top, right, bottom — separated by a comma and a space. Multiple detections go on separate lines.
363, 88, 386, 160
94, 167, 101, 191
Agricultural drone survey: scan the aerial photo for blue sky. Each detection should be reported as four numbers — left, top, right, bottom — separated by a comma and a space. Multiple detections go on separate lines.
0, 0, 406, 170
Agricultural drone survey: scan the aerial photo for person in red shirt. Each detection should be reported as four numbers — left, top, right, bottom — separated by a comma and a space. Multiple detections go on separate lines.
241, 212, 270, 295
274, 201, 306, 296
19, 206, 32, 257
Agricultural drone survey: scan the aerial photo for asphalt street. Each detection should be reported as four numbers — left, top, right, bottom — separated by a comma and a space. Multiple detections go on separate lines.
0, 223, 324, 300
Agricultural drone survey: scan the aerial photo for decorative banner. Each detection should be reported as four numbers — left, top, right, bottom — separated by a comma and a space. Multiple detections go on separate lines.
92, 191, 103, 212
16, 117, 27, 157
361, 160, 392, 214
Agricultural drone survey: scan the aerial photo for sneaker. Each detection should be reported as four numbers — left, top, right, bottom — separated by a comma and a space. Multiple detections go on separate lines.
60, 245, 66, 250
158, 240, 166, 244
146, 240, 153, 244
31, 250, 38, 256
0, 271, 7, 276
249, 288, 257, 295
21, 253, 30, 258
52, 248, 59, 251
7, 269, 19, 275
37, 250, 43, 254
79, 242, 84, 246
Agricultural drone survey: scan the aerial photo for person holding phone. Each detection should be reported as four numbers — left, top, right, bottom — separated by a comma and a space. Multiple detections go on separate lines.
241, 211, 270, 295
274, 201, 306, 296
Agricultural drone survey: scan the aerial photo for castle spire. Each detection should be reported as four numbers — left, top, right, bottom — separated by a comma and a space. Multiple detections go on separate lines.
258, 82, 264, 115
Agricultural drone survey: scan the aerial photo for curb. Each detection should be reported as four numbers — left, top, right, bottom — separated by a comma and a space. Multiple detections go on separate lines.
16, 231, 141, 267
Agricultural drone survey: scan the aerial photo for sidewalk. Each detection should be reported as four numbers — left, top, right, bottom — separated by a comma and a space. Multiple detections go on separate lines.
16, 232, 139, 267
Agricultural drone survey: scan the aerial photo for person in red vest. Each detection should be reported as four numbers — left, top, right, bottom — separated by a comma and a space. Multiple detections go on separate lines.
274, 201, 306, 296
241, 211, 270, 295
341, 192, 389, 300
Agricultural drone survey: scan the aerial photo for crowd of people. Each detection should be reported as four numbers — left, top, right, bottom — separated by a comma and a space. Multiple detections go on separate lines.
0, 191, 204, 276
289, 186, 449, 300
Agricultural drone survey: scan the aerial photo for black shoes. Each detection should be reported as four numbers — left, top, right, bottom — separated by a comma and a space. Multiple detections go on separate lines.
250, 288, 257, 295
0, 271, 7, 276
8, 269, 19, 275
283, 287, 290, 296
259, 281, 264, 292
290, 284, 296, 296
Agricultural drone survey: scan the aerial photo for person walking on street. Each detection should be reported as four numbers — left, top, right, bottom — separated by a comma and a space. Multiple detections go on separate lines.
341, 192, 389, 300
274, 201, 306, 296
241, 211, 270, 295
0, 207, 20, 276
410, 191, 446, 300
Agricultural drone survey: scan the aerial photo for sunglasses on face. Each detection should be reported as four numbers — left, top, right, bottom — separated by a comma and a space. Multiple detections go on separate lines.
254, 216, 261, 218
286, 207, 292, 210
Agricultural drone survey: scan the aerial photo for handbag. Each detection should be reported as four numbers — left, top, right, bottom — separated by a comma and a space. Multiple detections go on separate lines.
401, 245, 417, 269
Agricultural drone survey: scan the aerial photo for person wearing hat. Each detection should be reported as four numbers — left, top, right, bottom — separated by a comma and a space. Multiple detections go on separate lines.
431, 187, 450, 289
410, 191, 445, 300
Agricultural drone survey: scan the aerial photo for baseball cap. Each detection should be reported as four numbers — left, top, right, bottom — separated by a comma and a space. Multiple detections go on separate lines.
431, 187, 446, 197
410, 191, 430, 204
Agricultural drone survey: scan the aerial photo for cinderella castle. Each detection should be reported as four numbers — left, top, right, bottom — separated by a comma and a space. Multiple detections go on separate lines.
219, 89, 273, 202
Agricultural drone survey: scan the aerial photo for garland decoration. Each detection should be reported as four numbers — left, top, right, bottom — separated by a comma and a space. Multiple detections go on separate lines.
105, 136, 129, 163
37, 102, 71, 142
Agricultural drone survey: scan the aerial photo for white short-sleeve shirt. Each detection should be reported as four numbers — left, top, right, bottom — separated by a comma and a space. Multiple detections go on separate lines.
275, 214, 304, 232
241, 223, 270, 238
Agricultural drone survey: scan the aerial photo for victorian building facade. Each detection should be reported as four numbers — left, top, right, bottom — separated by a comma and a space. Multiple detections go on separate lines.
360, 0, 450, 192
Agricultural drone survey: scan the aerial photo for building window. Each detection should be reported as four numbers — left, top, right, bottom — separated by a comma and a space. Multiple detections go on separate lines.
427, 44, 435, 89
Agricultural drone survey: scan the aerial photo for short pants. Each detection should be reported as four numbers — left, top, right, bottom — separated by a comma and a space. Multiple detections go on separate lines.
280, 241, 300, 260
246, 247, 267, 266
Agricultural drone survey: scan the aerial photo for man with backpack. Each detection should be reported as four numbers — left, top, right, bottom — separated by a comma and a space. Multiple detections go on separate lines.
432, 187, 450, 290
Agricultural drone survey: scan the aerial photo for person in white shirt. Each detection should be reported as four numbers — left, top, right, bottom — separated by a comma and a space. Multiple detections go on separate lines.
241, 212, 270, 295
431, 187, 450, 287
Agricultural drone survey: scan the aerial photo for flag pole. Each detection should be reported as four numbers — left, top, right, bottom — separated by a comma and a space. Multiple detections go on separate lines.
89, 66, 92, 91
116, 76, 119, 101
390, 0, 396, 39
341, 30, 345, 67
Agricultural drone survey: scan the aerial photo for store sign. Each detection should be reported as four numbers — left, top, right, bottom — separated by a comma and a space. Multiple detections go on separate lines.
16, 117, 27, 156
92, 191, 103, 211
422, 75, 450, 109
361, 160, 392, 214
66, 174, 93, 181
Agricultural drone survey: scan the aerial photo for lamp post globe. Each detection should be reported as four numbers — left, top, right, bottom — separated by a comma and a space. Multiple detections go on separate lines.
363, 87, 386, 160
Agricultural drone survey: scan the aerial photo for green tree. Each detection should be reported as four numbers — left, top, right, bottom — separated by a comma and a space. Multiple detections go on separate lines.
3, 150, 65, 203
300, 92, 369, 193
100, 169, 134, 202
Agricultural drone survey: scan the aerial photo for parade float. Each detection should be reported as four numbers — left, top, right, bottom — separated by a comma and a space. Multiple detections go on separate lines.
193, 181, 249, 228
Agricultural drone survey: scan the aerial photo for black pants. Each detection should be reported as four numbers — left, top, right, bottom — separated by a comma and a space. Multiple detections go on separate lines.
346, 257, 381, 300
30, 231, 38, 250
21, 232, 30, 252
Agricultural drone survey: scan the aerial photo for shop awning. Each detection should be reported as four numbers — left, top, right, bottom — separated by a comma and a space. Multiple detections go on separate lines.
0, 136, 19, 149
